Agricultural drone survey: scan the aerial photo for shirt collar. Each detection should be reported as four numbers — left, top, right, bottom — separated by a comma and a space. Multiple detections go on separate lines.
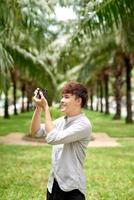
64, 113, 84, 123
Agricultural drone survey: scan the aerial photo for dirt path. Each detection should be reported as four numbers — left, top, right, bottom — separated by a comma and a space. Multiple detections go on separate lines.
0, 132, 121, 147
88, 133, 121, 147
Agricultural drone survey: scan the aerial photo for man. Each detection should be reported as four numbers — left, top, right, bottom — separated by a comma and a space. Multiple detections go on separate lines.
30, 81, 92, 200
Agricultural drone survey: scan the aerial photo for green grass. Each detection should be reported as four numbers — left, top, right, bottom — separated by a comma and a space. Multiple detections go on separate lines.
84, 110, 134, 138
0, 140, 133, 200
0, 112, 32, 136
0, 108, 62, 136
0, 108, 134, 137
0, 144, 51, 200
85, 140, 134, 200
0, 108, 134, 199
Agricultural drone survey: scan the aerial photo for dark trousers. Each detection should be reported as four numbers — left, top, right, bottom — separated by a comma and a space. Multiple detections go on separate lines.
46, 179, 85, 200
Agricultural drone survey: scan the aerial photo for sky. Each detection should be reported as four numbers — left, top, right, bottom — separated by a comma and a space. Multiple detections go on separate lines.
54, 5, 76, 21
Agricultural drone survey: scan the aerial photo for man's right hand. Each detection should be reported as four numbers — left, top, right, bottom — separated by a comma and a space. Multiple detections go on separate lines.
33, 88, 48, 110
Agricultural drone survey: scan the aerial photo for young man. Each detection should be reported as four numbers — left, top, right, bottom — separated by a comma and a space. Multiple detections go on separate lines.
30, 81, 92, 200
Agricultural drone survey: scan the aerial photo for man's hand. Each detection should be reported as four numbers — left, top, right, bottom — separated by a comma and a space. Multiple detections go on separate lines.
33, 89, 48, 110
32, 88, 53, 135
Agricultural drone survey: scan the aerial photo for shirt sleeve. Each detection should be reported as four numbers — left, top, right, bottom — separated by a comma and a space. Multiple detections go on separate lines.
45, 121, 91, 145
35, 123, 46, 138
35, 120, 57, 138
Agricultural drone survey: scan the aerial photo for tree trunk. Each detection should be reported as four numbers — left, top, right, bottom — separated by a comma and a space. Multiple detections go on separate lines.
113, 55, 124, 120
21, 84, 25, 113
100, 82, 103, 113
25, 81, 34, 111
90, 93, 93, 111
4, 80, 9, 119
13, 80, 18, 115
113, 80, 122, 119
96, 80, 99, 111
124, 57, 133, 123
26, 97, 31, 112
104, 75, 109, 114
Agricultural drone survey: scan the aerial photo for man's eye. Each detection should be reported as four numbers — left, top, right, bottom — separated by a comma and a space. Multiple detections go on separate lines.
61, 94, 70, 99
65, 95, 69, 98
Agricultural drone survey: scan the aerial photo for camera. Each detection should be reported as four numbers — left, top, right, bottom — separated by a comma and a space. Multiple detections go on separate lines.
36, 88, 48, 99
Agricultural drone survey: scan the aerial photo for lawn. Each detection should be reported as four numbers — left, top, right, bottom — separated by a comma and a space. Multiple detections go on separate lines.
0, 108, 63, 136
0, 108, 134, 137
84, 110, 134, 138
0, 140, 133, 200
0, 108, 134, 199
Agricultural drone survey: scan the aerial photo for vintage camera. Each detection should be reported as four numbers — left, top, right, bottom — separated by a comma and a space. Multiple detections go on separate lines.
36, 88, 48, 99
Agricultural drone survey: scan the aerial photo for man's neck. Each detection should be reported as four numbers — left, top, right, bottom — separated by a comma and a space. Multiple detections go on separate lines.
66, 110, 81, 117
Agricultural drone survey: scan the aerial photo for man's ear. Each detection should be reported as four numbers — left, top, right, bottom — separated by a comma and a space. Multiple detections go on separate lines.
77, 97, 82, 106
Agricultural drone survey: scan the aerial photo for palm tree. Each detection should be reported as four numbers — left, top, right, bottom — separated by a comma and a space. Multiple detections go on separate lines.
103, 66, 111, 114
3, 68, 10, 118
77, 33, 116, 113
124, 55, 133, 123
0, 0, 57, 115
73, 0, 134, 123
10, 68, 20, 115
0, 0, 22, 84
112, 50, 125, 119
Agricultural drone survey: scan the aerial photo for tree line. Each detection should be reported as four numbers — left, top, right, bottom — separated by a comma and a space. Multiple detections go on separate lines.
0, 0, 134, 124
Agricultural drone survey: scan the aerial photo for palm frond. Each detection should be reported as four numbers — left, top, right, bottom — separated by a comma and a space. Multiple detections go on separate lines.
78, 33, 117, 83
0, 43, 14, 75
6, 44, 57, 87
73, 0, 134, 39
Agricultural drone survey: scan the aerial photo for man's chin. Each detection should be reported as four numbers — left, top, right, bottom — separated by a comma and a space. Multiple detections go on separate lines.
60, 108, 67, 114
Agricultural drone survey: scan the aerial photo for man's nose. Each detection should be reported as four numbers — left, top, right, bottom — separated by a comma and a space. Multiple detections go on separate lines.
60, 98, 65, 103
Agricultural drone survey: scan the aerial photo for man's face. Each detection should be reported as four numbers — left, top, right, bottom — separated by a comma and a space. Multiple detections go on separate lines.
60, 93, 81, 116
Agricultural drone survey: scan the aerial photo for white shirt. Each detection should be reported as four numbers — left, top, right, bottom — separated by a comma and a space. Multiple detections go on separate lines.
36, 113, 91, 194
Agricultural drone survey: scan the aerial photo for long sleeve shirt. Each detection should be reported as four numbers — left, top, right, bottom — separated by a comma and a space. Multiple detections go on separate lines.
36, 113, 91, 195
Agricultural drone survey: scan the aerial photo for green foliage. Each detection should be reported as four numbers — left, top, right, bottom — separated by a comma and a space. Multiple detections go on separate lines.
75, 0, 134, 37
77, 32, 117, 83
0, 0, 58, 92
50, 107, 63, 119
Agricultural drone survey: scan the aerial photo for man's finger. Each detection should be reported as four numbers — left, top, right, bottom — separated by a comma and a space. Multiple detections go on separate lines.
34, 88, 40, 95
34, 91, 37, 95
40, 91, 45, 99
33, 96, 40, 102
